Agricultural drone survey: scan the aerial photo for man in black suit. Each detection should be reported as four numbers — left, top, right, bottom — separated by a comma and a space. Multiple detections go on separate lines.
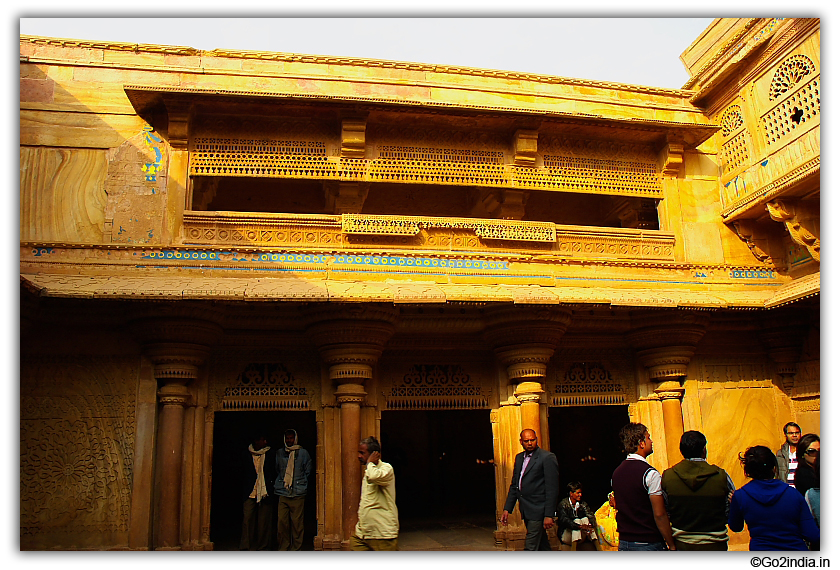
501, 429, 560, 550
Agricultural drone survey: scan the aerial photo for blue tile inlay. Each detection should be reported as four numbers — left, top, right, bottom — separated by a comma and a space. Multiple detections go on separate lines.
334, 254, 508, 270
730, 269, 775, 279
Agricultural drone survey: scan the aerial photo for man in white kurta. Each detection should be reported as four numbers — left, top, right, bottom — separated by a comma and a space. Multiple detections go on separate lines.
352, 436, 399, 551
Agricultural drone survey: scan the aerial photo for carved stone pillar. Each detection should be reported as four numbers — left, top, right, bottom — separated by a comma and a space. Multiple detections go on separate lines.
306, 305, 398, 546
156, 384, 190, 548
484, 307, 572, 442
129, 316, 222, 550
626, 311, 707, 467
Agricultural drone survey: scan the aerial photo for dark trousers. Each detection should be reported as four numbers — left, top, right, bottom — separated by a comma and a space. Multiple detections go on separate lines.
675, 539, 728, 551
523, 519, 552, 551
350, 535, 399, 551
240, 497, 272, 550
277, 495, 306, 550
619, 539, 667, 551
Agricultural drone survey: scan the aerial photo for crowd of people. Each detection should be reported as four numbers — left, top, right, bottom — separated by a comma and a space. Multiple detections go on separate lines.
501, 422, 820, 552
239, 421, 820, 552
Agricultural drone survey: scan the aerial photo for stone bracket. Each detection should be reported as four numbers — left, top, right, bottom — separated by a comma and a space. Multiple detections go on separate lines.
341, 118, 367, 159
731, 219, 780, 267
163, 98, 193, 150
611, 197, 659, 230
325, 182, 370, 214
512, 129, 539, 167
766, 199, 820, 263
659, 134, 684, 177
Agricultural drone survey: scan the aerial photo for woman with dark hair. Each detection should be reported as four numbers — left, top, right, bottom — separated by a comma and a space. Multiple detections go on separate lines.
728, 445, 819, 550
794, 434, 820, 496
804, 453, 820, 551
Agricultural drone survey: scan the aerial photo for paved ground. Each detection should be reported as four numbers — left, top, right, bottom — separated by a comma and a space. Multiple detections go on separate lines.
398, 515, 500, 551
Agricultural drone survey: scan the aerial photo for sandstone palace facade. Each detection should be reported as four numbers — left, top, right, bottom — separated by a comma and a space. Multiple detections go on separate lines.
20, 18, 819, 550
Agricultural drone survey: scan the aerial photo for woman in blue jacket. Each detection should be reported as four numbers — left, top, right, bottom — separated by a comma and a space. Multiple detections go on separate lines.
728, 445, 819, 550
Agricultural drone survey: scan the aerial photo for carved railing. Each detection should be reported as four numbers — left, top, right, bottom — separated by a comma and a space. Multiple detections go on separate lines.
189, 137, 662, 198
181, 211, 676, 261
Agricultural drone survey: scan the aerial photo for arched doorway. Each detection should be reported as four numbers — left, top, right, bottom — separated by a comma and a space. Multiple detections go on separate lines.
548, 405, 629, 510
209, 410, 317, 550
380, 409, 496, 550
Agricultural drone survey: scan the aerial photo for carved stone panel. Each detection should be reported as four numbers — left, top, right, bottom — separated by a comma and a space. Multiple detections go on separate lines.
217, 362, 311, 412
383, 364, 490, 410
20, 356, 137, 549
550, 357, 632, 407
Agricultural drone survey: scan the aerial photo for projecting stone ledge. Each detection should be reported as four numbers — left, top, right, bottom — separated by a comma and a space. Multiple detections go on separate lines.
20, 274, 779, 309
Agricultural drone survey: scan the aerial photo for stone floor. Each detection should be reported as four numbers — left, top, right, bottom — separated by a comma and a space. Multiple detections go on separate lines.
397, 515, 500, 551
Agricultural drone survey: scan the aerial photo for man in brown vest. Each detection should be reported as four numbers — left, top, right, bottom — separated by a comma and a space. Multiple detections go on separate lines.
661, 430, 734, 550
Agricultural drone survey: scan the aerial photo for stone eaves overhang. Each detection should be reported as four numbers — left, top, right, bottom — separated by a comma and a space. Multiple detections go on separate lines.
123, 85, 720, 149
20, 271, 813, 311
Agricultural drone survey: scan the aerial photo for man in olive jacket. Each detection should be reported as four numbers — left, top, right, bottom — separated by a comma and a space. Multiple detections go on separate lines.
501, 429, 559, 550
661, 430, 735, 551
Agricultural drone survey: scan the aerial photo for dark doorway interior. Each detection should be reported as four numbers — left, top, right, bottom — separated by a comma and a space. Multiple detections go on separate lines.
548, 406, 629, 511
210, 411, 317, 550
380, 410, 495, 523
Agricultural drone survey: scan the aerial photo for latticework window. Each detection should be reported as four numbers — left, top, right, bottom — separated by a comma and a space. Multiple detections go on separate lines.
762, 76, 820, 145
769, 55, 816, 100
720, 105, 745, 138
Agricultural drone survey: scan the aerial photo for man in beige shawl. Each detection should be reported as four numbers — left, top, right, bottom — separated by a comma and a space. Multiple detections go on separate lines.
240, 433, 276, 550
274, 428, 312, 550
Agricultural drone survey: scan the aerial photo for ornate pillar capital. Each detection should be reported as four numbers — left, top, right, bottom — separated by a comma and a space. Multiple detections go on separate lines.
625, 310, 707, 382
335, 382, 367, 405
514, 381, 545, 403
759, 313, 808, 393
129, 316, 223, 384
653, 379, 685, 402
483, 306, 572, 383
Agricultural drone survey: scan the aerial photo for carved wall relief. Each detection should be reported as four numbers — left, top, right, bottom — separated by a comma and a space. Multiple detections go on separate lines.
550, 356, 632, 407
212, 361, 312, 412
20, 356, 137, 548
